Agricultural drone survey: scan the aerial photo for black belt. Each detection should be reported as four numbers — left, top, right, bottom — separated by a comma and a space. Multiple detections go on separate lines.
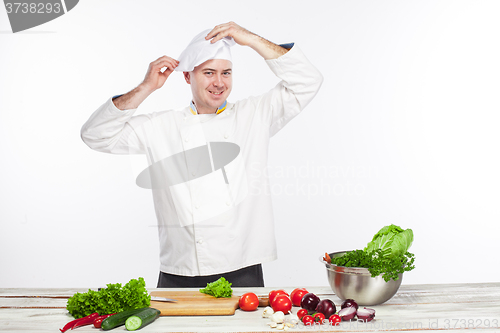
157, 264, 264, 288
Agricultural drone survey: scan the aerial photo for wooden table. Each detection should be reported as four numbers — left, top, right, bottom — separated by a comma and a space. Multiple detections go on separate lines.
1, 283, 499, 332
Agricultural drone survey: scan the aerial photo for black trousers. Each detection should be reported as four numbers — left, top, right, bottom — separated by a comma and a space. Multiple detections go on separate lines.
157, 264, 264, 288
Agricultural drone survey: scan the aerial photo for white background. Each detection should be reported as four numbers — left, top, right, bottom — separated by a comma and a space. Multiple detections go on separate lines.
1, 0, 499, 289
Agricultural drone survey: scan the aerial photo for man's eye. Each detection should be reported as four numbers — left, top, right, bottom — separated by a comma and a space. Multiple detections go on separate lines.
205, 72, 213, 75
223, 72, 231, 76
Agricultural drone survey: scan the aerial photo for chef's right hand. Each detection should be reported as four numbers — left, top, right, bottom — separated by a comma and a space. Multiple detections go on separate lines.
140, 56, 179, 93
112, 56, 179, 110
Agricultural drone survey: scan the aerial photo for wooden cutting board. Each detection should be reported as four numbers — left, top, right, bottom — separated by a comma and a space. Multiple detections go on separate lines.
149, 290, 241, 316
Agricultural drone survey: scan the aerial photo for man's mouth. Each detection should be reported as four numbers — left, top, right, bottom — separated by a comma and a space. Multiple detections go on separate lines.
209, 90, 224, 96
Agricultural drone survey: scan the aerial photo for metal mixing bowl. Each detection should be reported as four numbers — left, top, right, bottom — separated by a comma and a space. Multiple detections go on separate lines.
321, 251, 403, 306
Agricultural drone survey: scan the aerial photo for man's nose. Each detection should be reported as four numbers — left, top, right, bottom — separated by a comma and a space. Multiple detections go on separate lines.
213, 74, 224, 87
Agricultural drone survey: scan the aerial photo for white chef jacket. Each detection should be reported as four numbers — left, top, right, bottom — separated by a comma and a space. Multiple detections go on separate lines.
81, 45, 323, 276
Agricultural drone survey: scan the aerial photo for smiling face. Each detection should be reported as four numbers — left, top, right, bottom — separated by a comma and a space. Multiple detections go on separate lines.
183, 59, 232, 114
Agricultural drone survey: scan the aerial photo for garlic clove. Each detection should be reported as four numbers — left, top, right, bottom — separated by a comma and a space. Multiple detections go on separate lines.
287, 313, 299, 324
270, 311, 285, 323
262, 306, 274, 318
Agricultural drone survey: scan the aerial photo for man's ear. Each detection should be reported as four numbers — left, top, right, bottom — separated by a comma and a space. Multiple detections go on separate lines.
183, 72, 191, 84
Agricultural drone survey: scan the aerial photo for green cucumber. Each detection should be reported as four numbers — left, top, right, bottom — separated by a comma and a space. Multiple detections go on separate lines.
125, 308, 161, 331
101, 307, 149, 331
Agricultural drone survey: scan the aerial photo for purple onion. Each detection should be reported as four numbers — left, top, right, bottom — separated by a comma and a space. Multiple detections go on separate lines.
340, 298, 358, 310
338, 306, 357, 321
315, 299, 336, 318
300, 293, 320, 312
356, 307, 376, 322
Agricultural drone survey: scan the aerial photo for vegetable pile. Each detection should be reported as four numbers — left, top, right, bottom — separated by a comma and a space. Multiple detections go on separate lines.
258, 288, 375, 330
60, 307, 160, 332
325, 224, 415, 282
199, 277, 233, 298
66, 277, 151, 318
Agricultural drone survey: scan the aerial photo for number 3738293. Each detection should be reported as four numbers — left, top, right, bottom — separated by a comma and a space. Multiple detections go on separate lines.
5, 2, 61, 14
444, 318, 499, 329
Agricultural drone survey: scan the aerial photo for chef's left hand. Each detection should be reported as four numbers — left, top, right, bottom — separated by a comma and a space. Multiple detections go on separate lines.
205, 21, 258, 47
206, 21, 287, 60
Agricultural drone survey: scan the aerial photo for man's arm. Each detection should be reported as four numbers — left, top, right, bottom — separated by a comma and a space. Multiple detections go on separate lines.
113, 56, 179, 110
205, 22, 288, 60
208, 22, 323, 136
81, 55, 178, 153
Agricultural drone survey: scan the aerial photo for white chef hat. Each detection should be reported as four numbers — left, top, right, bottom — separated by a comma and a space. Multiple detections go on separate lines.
175, 29, 236, 72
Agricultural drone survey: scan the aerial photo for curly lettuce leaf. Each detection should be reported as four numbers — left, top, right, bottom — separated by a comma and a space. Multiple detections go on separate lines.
66, 277, 151, 318
199, 277, 233, 298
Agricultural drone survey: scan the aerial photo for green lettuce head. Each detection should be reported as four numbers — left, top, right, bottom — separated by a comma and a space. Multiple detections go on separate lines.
364, 224, 413, 258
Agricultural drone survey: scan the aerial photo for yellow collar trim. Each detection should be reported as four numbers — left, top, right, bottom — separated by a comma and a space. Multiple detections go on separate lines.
189, 100, 227, 115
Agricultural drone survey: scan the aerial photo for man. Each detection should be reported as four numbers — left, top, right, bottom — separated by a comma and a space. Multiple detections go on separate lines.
81, 22, 322, 288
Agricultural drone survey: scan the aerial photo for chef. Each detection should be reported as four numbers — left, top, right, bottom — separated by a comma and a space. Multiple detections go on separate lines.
81, 22, 323, 288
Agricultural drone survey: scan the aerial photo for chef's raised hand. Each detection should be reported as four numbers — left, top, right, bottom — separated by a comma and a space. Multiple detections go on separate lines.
113, 56, 179, 110
206, 21, 288, 60
206, 22, 256, 47
141, 56, 179, 93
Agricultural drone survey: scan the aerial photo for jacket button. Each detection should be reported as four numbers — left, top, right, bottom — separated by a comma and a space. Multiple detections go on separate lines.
197, 239, 203, 244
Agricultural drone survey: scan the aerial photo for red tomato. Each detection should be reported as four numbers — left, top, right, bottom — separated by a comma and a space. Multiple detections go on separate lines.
296, 308, 308, 320
314, 312, 326, 324
271, 294, 292, 314
302, 314, 314, 326
268, 289, 289, 306
290, 288, 309, 307
329, 314, 341, 326
238, 292, 259, 311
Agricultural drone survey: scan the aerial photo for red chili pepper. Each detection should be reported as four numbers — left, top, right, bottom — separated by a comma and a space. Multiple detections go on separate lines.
60, 313, 99, 332
71, 312, 99, 330
93, 313, 116, 328
60, 318, 81, 332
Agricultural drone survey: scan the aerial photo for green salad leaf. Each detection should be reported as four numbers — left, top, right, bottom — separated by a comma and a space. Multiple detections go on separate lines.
66, 277, 151, 318
199, 277, 233, 298
330, 224, 415, 282
364, 224, 413, 258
